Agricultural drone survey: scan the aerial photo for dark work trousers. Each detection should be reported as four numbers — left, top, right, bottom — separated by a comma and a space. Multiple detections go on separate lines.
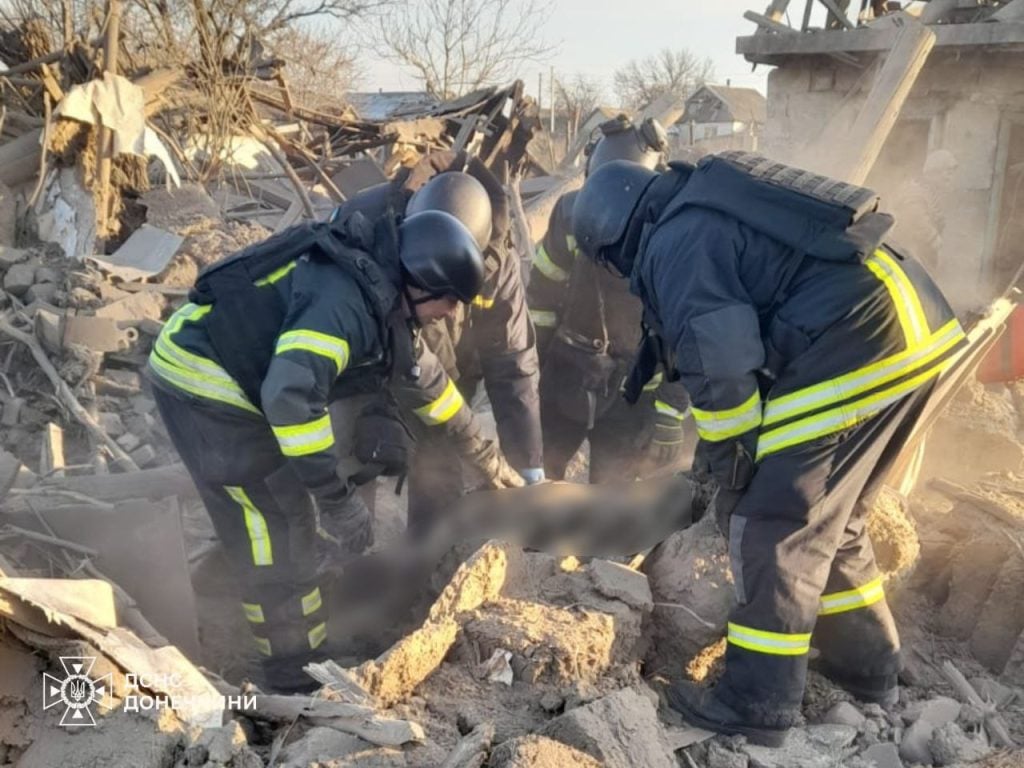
541, 390, 659, 483
715, 383, 933, 726
153, 387, 329, 692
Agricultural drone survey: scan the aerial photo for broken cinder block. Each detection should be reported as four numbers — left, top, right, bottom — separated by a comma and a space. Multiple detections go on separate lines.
3, 263, 36, 297
129, 444, 157, 468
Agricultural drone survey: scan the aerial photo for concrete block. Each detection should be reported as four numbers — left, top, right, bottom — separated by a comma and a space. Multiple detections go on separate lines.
3, 262, 36, 296
929, 722, 992, 766
586, 559, 653, 610
131, 395, 157, 415
24, 282, 58, 305
129, 444, 157, 468
34, 266, 60, 284
899, 696, 961, 765
97, 412, 126, 438
116, 432, 142, 453
0, 246, 29, 270
822, 701, 867, 730
200, 720, 247, 764
95, 291, 166, 323
62, 315, 138, 352
860, 742, 903, 768
1, 397, 22, 427
540, 688, 676, 768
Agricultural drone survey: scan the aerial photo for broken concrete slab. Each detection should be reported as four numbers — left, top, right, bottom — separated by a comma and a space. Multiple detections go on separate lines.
899, 697, 961, 765
88, 224, 184, 282
540, 688, 676, 768
586, 558, 653, 610
95, 291, 166, 324
62, 315, 139, 352
822, 701, 867, 730
929, 722, 992, 766
707, 740, 750, 768
860, 742, 903, 768
741, 725, 858, 768
0, 246, 28, 270
24, 282, 59, 305
3, 262, 36, 296
278, 726, 368, 768
489, 734, 602, 767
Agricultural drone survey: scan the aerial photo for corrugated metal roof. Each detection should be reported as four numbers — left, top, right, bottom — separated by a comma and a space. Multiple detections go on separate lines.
343, 91, 440, 121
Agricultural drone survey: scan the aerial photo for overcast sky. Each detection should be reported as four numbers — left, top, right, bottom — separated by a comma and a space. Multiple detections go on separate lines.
358, 0, 790, 102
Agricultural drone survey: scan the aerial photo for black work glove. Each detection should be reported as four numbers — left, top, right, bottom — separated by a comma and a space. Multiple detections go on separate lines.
691, 439, 754, 536
648, 403, 687, 467
316, 489, 374, 556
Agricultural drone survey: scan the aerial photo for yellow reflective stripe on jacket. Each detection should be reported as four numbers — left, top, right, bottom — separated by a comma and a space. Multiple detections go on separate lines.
727, 622, 811, 656
762, 319, 964, 429
472, 295, 495, 309
819, 577, 885, 617
642, 371, 664, 392
757, 350, 956, 460
413, 379, 465, 426
530, 308, 558, 328
242, 602, 265, 623
271, 413, 335, 457
253, 636, 273, 656
692, 391, 762, 441
275, 330, 350, 374
654, 400, 688, 421
533, 244, 569, 282
254, 260, 297, 287
301, 587, 323, 616
225, 486, 273, 566
149, 304, 260, 414
866, 249, 929, 346
308, 622, 328, 650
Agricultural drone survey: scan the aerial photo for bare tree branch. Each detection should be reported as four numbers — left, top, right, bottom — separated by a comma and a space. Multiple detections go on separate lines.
612, 47, 715, 112
369, 0, 556, 98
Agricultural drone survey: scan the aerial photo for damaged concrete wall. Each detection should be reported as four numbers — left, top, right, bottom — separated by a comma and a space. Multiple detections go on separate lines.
762, 49, 1024, 308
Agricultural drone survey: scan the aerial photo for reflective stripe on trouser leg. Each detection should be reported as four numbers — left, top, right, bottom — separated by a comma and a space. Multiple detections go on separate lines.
714, 393, 921, 721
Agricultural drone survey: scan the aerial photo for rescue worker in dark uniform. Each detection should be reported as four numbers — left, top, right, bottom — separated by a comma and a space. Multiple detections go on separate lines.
148, 208, 511, 692
528, 115, 690, 481
571, 152, 966, 745
330, 150, 542, 537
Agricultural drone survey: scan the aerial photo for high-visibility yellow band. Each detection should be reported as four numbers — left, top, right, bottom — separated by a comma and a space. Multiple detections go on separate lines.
271, 413, 335, 457
727, 622, 811, 656
655, 400, 688, 421
275, 330, 350, 374
472, 295, 495, 309
149, 304, 260, 414
866, 249, 929, 347
642, 371, 665, 392
533, 244, 569, 282
692, 391, 762, 441
757, 352, 956, 460
530, 309, 558, 328
308, 622, 328, 650
226, 486, 273, 566
819, 576, 885, 616
242, 602, 265, 624
413, 379, 465, 426
566, 234, 578, 253
255, 260, 298, 286
762, 318, 964, 428
253, 636, 273, 656
301, 587, 323, 617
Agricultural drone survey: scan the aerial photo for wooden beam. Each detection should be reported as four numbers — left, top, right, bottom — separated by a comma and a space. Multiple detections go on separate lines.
818, 0, 856, 29
803, 18, 936, 186
765, 0, 794, 22
40, 423, 66, 480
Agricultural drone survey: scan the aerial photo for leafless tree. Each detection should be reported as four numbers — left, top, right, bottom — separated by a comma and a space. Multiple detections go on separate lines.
369, 0, 556, 98
612, 47, 715, 112
554, 72, 604, 138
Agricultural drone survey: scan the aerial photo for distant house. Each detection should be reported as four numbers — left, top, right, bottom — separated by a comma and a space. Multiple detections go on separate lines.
674, 85, 767, 142
342, 91, 439, 122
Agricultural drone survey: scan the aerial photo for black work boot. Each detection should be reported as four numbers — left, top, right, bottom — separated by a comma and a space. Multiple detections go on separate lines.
666, 681, 790, 747
811, 660, 899, 707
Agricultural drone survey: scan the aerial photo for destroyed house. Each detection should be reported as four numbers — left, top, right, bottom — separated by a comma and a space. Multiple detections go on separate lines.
737, 2, 1024, 304
675, 84, 767, 141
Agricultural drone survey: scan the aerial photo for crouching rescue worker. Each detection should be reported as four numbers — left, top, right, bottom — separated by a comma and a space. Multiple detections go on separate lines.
147, 207, 498, 692
571, 151, 966, 745
528, 115, 690, 481
330, 150, 540, 538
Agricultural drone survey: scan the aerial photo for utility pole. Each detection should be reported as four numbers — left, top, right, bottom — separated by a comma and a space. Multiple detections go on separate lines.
549, 66, 555, 134
97, 0, 121, 237
538, 72, 543, 112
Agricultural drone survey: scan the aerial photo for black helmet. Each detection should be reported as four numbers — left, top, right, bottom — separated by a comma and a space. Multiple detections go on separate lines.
399, 210, 485, 303
573, 160, 659, 266
585, 115, 668, 176
406, 172, 493, 249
